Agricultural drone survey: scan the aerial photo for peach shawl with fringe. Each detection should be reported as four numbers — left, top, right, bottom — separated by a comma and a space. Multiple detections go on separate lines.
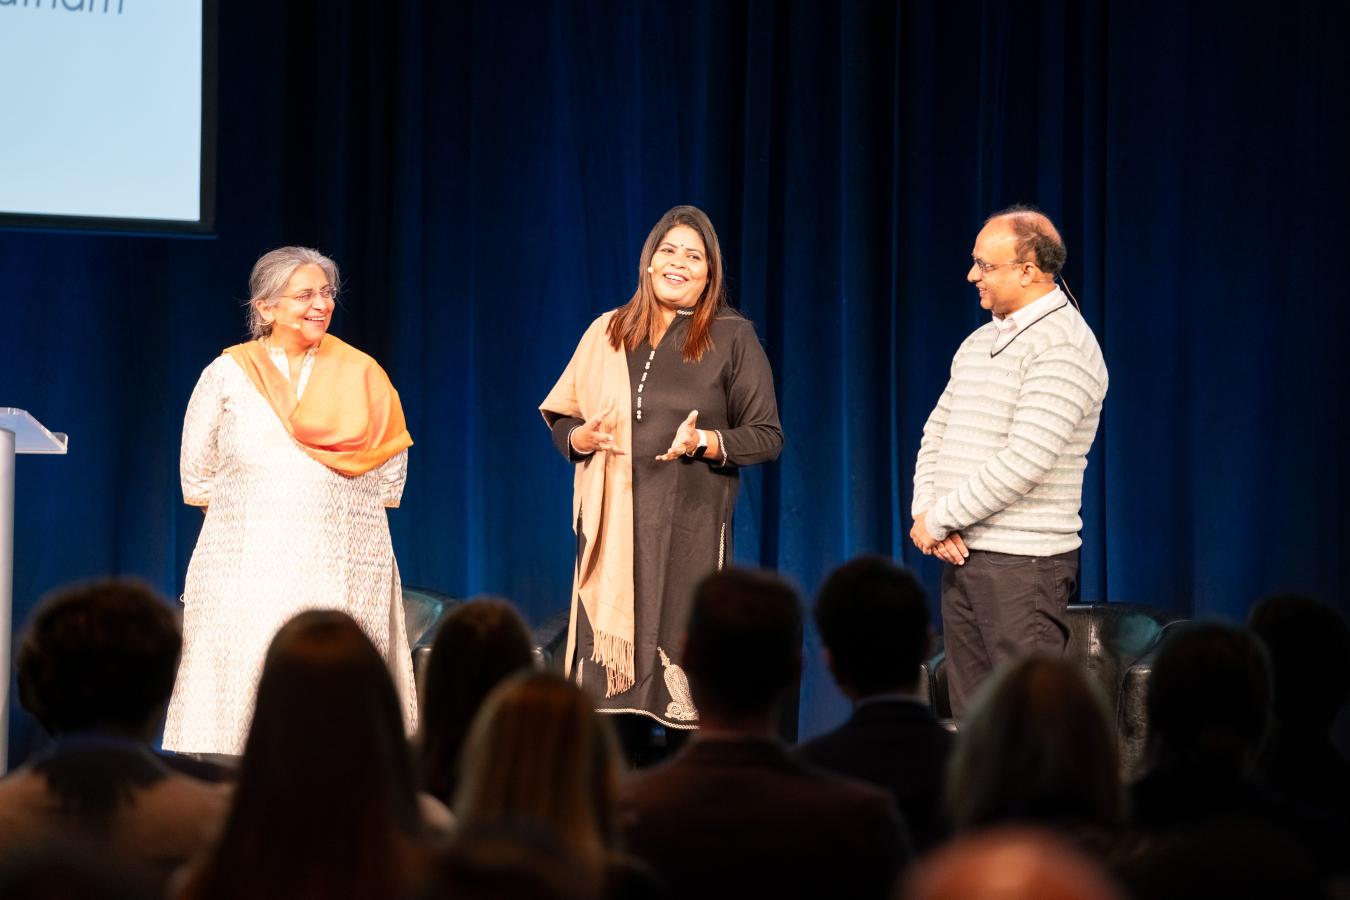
539, 311, 635, 697
224, 334, 412, 477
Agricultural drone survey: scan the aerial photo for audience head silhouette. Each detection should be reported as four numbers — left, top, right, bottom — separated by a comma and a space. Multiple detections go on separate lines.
418, 598, 535, 804
181, 610, 426, 900
902, 826, 1123, 900
6, 580, 229, 894
682, 567, 803, 725
17, 578, 180, 741
1146, 620, 1271, 773
454, 671, 620, 887
1248, 593, 1350, 736
813, 555, 930, 698
946, 655, 1122, 833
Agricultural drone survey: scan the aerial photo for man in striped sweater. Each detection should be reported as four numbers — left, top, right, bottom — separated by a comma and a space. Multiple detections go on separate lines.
910, 206, 1108, 718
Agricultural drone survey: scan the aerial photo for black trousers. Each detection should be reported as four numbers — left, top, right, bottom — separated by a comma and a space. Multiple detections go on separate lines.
940, 548, 1077, 719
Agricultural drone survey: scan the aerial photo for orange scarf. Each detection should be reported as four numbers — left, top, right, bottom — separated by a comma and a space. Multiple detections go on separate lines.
224, 334, 412, 477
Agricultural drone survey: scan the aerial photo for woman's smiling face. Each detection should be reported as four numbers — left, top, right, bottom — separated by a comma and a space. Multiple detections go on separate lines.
259, 263, 335, 346
649, 224, 708, 309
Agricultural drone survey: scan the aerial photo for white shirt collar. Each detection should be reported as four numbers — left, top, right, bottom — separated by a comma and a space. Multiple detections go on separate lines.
261, 341, 319, 399
992, 286, 1066, 351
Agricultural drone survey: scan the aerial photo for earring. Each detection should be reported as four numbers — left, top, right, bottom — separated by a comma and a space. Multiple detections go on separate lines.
647, 266, 654, 273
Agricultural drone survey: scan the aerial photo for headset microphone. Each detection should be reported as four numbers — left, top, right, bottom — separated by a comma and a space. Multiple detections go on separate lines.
1058, 274, 1082, 313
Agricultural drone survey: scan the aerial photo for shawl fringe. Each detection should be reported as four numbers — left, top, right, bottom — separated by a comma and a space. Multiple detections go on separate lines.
593, 630, 635, 698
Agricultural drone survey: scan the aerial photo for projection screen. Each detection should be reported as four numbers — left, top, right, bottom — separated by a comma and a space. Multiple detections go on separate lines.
0, 0, 217, 234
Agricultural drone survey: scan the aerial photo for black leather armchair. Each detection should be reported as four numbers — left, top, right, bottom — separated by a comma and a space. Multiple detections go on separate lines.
403, 590, 575, 695
404, 586, 455, 693
533, 608, 570, 671
920, 602, 1187, 776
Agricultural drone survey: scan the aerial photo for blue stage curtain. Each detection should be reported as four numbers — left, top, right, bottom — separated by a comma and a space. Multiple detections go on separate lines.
2, 0, 1347, 763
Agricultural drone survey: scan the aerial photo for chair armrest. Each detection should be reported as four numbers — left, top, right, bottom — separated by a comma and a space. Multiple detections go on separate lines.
532, 609, 571, 671
1117, 637, 1172, 780
921, 641, 951, 719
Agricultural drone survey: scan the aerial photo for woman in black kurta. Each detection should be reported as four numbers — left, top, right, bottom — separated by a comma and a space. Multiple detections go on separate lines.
543, 206, 782, 729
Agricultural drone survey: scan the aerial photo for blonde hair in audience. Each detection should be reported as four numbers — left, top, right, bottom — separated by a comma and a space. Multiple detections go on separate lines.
453, 672, 621, 880
945, 654, 1123, 832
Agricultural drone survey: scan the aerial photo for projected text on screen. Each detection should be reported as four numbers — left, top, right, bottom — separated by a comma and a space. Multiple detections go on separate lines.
0, 1, 124, 12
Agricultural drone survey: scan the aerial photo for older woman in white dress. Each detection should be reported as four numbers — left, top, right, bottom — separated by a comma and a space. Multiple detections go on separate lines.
163, 247, 416, 756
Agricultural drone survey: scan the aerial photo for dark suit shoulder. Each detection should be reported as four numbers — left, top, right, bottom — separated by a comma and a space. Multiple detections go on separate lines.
624, 738, 902, 832
794, 704, 954, 852
623, 737, 895, 810
797, 703, 952, 767
619, 739, 909, 899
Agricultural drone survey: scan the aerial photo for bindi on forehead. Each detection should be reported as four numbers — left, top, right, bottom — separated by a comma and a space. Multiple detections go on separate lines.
663, 226, 705, 249
660, 242, 705, 254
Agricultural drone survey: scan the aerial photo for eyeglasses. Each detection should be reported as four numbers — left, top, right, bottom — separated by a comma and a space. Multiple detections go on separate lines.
971, 258, 1027, 274
972, 258, 1027, 273
282, 286, 338, 303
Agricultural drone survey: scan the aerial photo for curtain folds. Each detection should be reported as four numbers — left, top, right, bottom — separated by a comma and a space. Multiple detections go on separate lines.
2, 0, 1346, 756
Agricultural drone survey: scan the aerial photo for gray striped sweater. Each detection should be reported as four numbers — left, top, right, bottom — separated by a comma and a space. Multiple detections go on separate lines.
913, 295, 1108, 556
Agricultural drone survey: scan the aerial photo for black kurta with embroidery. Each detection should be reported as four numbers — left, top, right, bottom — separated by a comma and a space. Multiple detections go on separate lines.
549, 310, 783, 727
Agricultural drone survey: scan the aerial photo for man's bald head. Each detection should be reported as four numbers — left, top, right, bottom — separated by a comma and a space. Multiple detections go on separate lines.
986, 205, 1067, 275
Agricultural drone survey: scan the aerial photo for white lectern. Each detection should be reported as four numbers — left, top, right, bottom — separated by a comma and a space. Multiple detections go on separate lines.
1, 409, 68, 773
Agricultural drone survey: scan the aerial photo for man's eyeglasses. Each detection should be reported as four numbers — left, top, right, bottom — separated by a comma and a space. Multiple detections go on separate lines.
283, 286, 338, 303
971, 258, 1027, 274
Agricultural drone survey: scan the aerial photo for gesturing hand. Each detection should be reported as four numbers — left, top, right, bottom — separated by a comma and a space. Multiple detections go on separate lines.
569, 398, 625, 456
656, 409, 700, 461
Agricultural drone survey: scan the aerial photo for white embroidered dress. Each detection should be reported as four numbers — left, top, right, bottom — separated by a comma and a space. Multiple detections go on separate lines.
163, 347, 416, 755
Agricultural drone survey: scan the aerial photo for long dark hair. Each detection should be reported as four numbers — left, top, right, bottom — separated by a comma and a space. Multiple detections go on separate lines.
606, 205, 728, 362
183, 611, 424, 900
416, 598, 535, 805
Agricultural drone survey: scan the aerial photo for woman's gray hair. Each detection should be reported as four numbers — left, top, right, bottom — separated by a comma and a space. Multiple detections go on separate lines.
245, 246, 340, 340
